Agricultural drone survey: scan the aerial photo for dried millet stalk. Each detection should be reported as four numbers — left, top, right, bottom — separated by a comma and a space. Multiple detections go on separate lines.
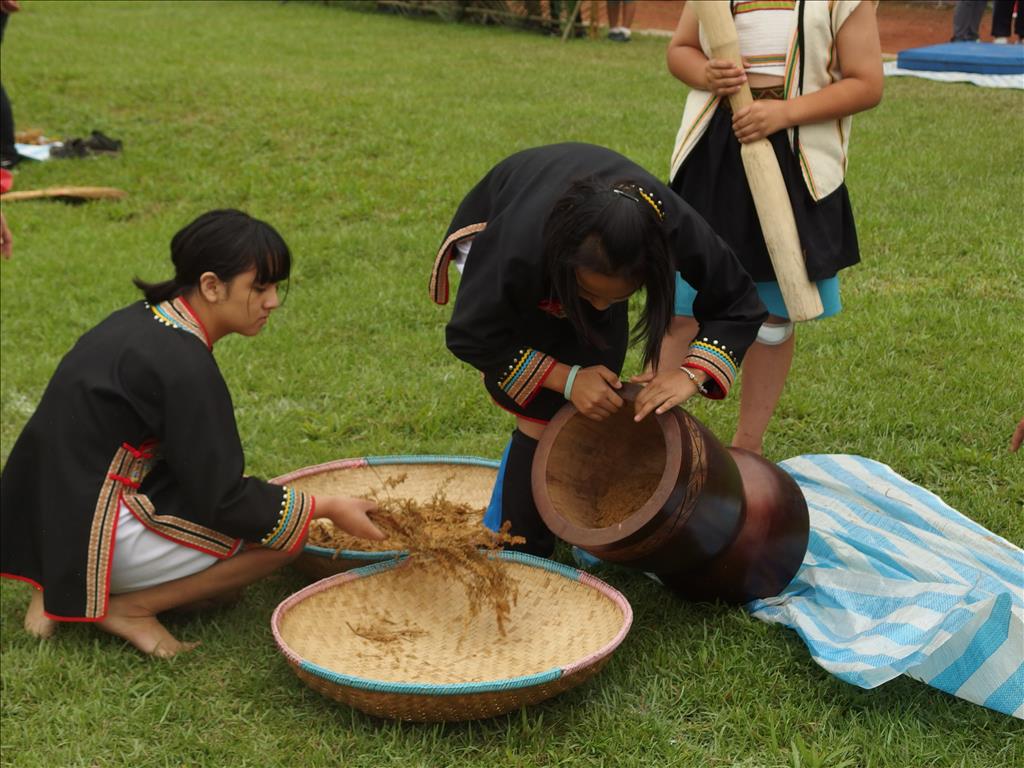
315, 473, 527, 636
368, 484, 526, 636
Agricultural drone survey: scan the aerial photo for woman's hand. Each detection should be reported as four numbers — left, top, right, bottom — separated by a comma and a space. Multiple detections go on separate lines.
630, 368, 702, 421
705, 57, 748, 97
315, 496, 385, 540
569, 366, 624, 421
732, 100, 792, 143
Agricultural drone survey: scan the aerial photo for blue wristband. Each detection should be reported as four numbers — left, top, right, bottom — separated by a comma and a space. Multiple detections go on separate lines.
563, 365, 582, 400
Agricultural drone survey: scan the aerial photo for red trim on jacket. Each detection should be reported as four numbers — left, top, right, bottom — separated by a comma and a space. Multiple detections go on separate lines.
177, 296, 213, 349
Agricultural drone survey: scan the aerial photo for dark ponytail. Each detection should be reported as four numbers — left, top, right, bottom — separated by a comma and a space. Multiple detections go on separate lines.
134, 209, 291, 304
132, 277, 179, 305
542, 177, 674, 368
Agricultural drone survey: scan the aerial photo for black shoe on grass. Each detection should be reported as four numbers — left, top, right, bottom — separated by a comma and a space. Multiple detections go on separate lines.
84, 130, 122, 154
51, 138, 89, 159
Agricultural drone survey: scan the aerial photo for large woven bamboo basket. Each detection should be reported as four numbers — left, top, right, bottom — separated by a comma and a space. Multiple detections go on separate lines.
271, 552, 633, 722
272, 455, 499, 579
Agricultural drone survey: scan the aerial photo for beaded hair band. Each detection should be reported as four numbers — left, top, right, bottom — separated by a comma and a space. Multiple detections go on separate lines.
612, 186, 665, 221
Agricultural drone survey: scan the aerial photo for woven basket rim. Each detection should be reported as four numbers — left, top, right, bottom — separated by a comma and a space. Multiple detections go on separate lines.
271, 551, 633, 697
274, 454, 500, 561
301, 544, 405, 560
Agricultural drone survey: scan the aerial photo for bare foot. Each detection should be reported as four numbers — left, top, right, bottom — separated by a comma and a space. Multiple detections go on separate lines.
24, 589, 58, 639
99, 595, 200, 658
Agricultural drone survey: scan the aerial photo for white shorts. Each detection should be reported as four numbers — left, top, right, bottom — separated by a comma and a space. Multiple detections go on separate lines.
109, 501, 220, 594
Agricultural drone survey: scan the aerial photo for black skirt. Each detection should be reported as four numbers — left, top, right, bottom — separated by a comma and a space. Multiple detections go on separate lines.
670, 105, 860, 283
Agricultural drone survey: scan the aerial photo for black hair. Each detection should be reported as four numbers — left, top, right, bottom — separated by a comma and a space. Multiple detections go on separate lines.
542, 177, 674, 368
133, 209, 291, 304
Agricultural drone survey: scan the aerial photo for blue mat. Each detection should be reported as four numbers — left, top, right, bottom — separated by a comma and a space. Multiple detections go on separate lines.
748, 455, 1023, 719
898, 42, 1024, 75
567, 454, 1024, 718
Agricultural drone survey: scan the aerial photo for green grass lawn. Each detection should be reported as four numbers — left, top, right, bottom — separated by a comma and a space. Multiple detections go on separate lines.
1, 2, 1022, 766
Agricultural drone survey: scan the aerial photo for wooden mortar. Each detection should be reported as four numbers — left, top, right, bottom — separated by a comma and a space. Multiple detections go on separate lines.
531, 383, 744, 573
531, 384, 809, 601
657, 447, 810, 604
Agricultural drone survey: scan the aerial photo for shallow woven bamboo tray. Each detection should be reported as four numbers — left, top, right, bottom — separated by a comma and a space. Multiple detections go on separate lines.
272, 455, 499, 579
271, 552, 633, 722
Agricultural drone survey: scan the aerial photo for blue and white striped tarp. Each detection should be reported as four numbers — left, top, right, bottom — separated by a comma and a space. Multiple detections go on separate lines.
747, 454, 1023, 718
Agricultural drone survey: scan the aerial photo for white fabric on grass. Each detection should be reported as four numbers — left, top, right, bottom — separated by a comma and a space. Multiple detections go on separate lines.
883, 60, 1024, 89
747, 454, 1023, 718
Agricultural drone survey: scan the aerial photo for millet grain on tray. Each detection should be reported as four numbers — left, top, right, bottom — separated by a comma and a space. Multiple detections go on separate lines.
306, 473, 486, 553
320, 474, 526, 636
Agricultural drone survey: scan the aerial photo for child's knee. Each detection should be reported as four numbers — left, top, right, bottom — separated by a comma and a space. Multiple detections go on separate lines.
755, 316, 794, 346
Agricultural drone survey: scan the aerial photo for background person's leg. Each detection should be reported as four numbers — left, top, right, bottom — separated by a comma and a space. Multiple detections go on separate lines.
992, 0, 1015, 40
951, 0, 986, 41
606, 0, 620, 28
606, 0, 622, 39
732, 319, 796, 455
620, 0, 636, 37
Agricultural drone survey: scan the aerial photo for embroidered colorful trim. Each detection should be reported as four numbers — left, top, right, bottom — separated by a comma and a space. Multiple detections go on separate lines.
150, 297, 211, 349
745, 53, 787, 68
751, 84, 787, 100
671, 92, 720, 175
734, 0, 796, 13
123, 494, 240, 558
682, 337, 739, 400
429, 223, 487, 305
84, 441, 160, 619
784, 27, 801, 98
498, 348, 557, 408
261, 486, 315, 554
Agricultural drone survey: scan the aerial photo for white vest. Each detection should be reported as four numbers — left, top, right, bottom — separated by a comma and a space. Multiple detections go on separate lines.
669, 0, 862, 202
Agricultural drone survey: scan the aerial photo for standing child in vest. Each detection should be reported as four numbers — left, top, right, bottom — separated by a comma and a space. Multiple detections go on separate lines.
1, 209, 383, 657
664, 0, 883, 454
431, 143, 766, 557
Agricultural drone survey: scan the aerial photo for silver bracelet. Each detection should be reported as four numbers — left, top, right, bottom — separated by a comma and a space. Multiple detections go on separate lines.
680, 366, 708, 396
